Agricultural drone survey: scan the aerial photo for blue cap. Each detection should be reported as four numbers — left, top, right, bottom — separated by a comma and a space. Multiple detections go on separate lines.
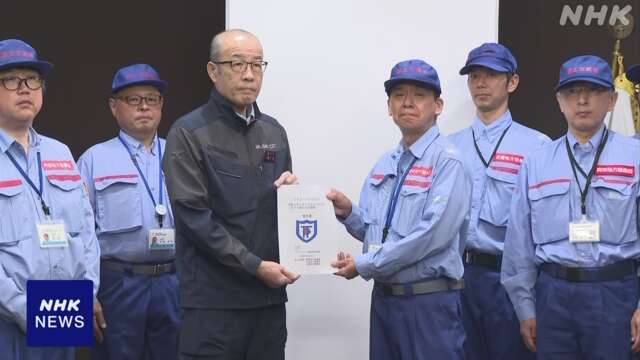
0, 39, 53, 75
384, 59, 441, 95
625, 64, 640, 84
556, 55, 613, 91
459, 43, 517, 75
111, 64, 167, 94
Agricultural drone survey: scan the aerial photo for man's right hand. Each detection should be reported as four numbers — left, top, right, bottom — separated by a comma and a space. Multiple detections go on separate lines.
93, 299, 107, 343
256, 261, 300, 288
326, 188, 352, 219
520, 318, 537, 352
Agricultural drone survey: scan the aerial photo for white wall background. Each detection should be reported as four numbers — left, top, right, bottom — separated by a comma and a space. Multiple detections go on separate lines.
227, 1, 499, 358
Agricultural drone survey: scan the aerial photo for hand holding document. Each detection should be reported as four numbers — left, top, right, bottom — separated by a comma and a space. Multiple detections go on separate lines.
278, 185, 341, 275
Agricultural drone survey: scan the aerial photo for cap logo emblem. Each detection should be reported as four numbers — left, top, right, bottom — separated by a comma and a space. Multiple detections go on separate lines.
567, 66, 600, 75
123, 70, 156, 80
0, 50, 35, 60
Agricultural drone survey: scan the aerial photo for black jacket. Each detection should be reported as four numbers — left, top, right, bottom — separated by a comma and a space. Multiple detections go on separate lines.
163, 88, 291, 309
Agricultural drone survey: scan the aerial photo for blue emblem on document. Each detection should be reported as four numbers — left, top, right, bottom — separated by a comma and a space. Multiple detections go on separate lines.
296, 220, 318, 243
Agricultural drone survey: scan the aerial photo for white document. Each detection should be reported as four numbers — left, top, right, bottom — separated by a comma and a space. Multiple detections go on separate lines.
278, 185, 341, 275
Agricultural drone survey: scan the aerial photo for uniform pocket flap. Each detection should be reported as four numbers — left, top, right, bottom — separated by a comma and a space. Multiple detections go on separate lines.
400, 180, 430, 195
46, 174, 82, 191
486, 166, 518, 183
528, 179, 570, 200
368, 173, 388, 187
94, 174, 139, 191
0, 179, 24, 197
590, 178, 634, 196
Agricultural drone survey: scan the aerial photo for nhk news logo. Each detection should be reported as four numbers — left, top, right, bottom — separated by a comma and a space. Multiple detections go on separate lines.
26, 280, 93, 347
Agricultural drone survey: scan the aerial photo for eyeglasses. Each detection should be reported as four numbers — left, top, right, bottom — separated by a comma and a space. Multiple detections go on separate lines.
559, 85, 610, 99
115, 94, 163, 106
0, 76, 44, 91
213, 60, 268, 73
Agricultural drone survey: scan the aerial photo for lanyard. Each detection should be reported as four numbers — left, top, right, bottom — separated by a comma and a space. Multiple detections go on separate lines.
381, 155, 419, 243
6, 151, 50, 216
118, 135, 166, 227
564, 129, 608, 216
471, 124, 511, 168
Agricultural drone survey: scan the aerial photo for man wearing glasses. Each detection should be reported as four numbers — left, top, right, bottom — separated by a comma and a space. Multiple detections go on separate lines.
163, 29, 299, 360
501, 55, 640, 358
0, 39, 100, 359
78, 64, 178, 359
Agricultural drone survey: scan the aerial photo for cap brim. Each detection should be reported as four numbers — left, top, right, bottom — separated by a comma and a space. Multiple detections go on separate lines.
555, 76, 613, 91
112, 79, 168, 94
384, 77, 441, 95
626, 64, 640, 84
0, 60, 53, 76
459, 60, 512, 75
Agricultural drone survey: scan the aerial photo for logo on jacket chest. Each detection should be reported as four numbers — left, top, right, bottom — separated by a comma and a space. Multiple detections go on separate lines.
263, 150, 277, 163
256, 143, 276, 150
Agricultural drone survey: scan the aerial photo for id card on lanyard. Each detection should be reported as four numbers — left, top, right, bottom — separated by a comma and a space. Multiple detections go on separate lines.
118, 135, 175, 250
565, 129, 608, 243
6, 151, 69, 248
37, 221, 68, 248
371, 150, 421, 253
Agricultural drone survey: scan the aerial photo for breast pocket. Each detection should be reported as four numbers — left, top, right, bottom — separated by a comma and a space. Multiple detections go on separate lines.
478, 168, 517, 227
590, 180, 637, 245
205, 149, 257, 216
392, 185, 430, 237
528, 181, 570, 244
94, 177, 142, 234
0, 185, 30, 245
362, 212, 381, 244
47, 177, 85, 236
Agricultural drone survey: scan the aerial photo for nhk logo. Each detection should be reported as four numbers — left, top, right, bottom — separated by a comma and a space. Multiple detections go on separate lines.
35, 298, 85, 329
559, 4, 632, 26
27, 280, 93, 347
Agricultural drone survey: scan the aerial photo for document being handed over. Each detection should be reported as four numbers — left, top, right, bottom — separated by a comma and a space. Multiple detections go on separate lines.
277, 185, 340, 275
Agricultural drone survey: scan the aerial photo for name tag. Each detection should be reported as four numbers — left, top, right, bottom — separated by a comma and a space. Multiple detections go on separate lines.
367, 243, 382, 253
569, 217, 600, 243
37, 221, 68, 248
148, 229, 175, 250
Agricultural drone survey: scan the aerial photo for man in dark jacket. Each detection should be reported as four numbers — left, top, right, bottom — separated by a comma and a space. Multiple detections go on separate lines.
163, 29, 299, 360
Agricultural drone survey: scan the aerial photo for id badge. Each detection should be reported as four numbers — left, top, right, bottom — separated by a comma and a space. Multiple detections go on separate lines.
148, 229, 175, 250
37, 220, 68, 248
569, 216, 600, 243
367, 242, 382, 254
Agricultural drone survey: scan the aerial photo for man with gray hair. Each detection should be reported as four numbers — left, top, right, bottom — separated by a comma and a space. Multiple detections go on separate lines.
163, 29, 299, 360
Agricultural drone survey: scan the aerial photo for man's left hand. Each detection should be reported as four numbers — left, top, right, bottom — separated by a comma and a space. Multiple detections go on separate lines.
274, 171, 298, 188
331, 252, 359, 279
93, 299, 107, 343
630, 308, 640, 352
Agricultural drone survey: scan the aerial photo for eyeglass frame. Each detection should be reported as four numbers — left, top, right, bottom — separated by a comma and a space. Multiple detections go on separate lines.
212, 60, 268, 73
0, 75, 45, 91
112, 94, 164, 107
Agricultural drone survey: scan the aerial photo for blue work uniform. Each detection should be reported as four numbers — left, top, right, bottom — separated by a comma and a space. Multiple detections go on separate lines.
0, 127, 100, 360
502, 126, 640, 359
448, 111, 549, 360
342, 124, 471, 360
78, 131, 178, 360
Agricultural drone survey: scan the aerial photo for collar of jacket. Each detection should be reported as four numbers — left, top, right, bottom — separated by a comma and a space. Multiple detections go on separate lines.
206, 87, 263, 128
